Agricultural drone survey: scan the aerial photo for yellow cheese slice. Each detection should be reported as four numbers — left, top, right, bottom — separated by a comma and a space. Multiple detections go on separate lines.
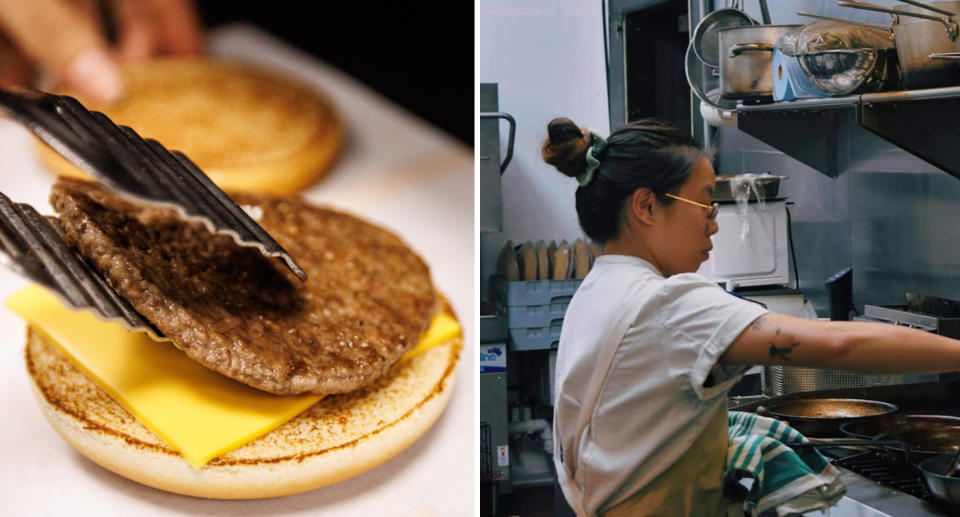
402, 311, 460, 360
7, 285, 460, 468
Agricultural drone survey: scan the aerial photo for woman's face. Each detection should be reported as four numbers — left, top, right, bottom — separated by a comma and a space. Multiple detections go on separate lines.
651, 157, 718, 275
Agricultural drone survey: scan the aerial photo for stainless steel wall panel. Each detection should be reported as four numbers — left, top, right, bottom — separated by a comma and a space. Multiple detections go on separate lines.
849, 170, 960, 307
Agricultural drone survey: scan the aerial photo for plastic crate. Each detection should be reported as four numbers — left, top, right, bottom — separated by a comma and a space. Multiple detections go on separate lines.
491, 275, 582, 306
495, 296, 571, 329
509, 322, 562, 351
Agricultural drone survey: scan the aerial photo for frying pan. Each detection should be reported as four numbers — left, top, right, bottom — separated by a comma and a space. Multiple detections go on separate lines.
758, 398, 899, 437
919, 452, 960, 508
840, 414, 960, 460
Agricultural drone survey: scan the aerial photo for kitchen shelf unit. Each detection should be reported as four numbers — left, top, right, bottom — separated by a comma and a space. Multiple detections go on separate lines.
736, 85, 960, 180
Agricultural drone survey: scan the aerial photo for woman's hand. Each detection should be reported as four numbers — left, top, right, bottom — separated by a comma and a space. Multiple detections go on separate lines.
0, 0, 203, 102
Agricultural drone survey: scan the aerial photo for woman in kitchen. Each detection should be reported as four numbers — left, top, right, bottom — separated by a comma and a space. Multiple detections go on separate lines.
543, 116, 960, 517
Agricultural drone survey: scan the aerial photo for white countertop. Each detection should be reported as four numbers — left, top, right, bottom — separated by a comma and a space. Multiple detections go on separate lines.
0, 24, 475, 516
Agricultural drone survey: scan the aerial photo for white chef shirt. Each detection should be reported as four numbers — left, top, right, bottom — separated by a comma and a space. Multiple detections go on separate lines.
553, 255, 767, 515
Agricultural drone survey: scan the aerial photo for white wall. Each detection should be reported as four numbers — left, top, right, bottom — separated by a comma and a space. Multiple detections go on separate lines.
478, 0, 609, 299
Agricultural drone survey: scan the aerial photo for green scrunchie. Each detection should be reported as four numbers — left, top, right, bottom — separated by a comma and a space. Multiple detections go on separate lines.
577, 131, 607, 187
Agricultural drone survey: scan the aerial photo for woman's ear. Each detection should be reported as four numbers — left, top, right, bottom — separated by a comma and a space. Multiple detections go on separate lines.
629, 188, 658, 226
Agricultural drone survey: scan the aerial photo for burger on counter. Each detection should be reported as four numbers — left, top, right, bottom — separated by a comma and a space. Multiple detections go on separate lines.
9, 176, 462, 498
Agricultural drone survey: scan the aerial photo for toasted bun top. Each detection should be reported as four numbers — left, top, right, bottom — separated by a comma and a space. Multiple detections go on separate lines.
37, 57, 343, 194
51, 177, 438, 396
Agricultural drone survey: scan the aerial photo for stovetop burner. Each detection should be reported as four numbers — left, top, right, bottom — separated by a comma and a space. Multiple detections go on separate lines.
832, 450, 930, 500
734, 381, 960, 514
831, 450, 960, 514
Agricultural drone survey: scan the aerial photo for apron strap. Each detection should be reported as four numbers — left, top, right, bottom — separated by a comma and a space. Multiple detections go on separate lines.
559, 288, 650, 515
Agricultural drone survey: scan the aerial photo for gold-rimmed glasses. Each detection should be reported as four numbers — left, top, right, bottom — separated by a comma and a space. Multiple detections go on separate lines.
664, 193, 719, 220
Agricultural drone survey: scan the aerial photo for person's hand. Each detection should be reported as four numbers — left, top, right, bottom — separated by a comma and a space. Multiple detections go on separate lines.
0, 0, 203, 102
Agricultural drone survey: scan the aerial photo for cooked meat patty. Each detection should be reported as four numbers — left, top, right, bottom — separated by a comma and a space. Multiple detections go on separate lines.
50, 177, 437, 396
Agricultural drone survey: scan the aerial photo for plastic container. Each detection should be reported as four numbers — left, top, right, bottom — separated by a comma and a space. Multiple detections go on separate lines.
509, 323, 563, 351
491, 275, 582, 306
491, 275, 582, 351
496, 297, 571, 329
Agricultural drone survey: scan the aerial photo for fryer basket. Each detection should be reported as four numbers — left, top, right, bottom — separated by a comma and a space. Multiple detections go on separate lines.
762, 365, 905, 396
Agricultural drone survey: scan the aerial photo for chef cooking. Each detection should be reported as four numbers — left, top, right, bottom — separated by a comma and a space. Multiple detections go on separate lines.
478, 1, 960, 515
542, 117, 960, 517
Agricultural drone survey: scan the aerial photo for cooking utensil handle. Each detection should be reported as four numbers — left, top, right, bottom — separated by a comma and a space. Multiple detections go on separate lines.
788, 438, 914, 463
838, 0, 959, 39
947, 445, 960, 477
797, 11, 891, 30
479, 112, 516, 175
729, 43, 774, 58
759, 0, 771, 24
930, 52, 960, 60
898, 0, 956, 16
793, 439, 906, 448
839, 0, 942, 20
838, 0, 902, 15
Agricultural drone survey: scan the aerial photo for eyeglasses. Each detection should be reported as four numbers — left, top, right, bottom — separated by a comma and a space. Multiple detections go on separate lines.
664, 193, 719, 221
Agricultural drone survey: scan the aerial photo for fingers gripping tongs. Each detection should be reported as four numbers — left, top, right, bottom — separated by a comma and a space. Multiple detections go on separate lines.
0, 87, 307, 334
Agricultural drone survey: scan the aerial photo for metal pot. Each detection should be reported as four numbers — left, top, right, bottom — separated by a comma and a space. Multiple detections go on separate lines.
839, 0, 960, 88
757, 397, 899, 437
718, 24, 801, 100
713, 173, 785, 201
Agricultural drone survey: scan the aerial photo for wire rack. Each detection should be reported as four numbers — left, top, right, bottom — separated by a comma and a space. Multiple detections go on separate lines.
480, 421, 492, 481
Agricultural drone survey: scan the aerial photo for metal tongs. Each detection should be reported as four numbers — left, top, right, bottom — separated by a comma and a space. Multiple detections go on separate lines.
0, 87, 307, 333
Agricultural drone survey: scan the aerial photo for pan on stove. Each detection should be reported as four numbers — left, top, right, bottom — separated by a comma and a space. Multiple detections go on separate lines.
919, 453, 960, 508
840, 413, 960, 507
840, 414, 960, 461
758, 398, 898, 438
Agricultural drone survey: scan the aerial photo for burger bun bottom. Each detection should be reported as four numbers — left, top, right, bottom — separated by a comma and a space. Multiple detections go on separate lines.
25, 320, 461, 499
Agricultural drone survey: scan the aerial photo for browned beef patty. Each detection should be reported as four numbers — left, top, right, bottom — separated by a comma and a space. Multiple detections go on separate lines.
50, 177, 437, 396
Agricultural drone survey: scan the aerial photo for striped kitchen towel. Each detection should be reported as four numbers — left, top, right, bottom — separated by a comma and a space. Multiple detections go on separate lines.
727, 411, 846, 517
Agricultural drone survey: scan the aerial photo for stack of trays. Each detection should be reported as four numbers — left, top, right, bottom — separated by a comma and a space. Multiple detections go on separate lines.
492, 238, 599, 351
492, 275, 582, 351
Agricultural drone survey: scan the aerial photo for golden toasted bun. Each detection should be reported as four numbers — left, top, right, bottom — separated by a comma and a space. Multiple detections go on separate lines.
35, 57, 343, 195
24, 304, 461, 499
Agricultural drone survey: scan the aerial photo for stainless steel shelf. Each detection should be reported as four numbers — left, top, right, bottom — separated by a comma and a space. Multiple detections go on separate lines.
861, 85, 960, 103
736, 86, 960, 179
737, 95, 861, 113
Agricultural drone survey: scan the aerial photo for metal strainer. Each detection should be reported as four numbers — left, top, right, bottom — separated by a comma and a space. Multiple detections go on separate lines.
692, 7, 755, 68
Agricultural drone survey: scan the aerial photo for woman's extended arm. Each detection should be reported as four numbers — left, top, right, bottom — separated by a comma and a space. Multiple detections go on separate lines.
721, 312, 960, 374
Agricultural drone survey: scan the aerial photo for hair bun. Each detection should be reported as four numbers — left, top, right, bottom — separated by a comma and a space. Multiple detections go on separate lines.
541, 117, 590, 177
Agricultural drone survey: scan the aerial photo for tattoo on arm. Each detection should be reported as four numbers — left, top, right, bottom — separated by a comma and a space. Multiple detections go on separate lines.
768, 327, 801, 360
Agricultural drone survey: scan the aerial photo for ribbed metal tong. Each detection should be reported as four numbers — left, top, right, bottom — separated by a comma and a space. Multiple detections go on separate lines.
0, 87, 306, 281
0, 192, 161, 335
0, 87, 309, 333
